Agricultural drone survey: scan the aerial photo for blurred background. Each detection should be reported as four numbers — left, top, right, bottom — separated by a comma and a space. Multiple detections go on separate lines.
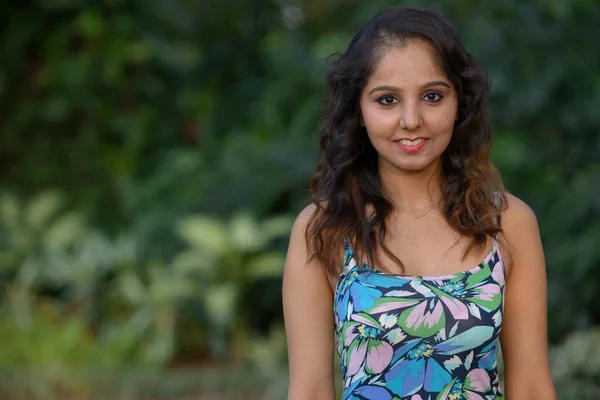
0, 0, 599, 399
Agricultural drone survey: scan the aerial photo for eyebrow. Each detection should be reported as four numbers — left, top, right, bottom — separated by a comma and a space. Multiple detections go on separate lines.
367, 80, 452, 95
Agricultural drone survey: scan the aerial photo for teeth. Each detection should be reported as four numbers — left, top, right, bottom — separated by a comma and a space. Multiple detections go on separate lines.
399, 138, 425, 146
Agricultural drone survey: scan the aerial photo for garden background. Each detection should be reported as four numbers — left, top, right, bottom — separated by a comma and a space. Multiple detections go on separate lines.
0, 0, 599, 398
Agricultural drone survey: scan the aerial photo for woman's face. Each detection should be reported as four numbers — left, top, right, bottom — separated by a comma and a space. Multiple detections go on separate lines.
359, 40, 458, 175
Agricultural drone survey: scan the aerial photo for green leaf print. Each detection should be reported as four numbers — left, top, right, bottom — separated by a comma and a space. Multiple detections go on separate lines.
351, 312, 384, 330
466, 285, 502, 312
437, 377, 457, 400
465, 262, 491, 287
369, 296, 420, 314
398, 300, 446, 338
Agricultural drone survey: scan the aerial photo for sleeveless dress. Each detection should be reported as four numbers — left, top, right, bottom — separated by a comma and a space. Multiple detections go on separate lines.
333, 237, 506, 400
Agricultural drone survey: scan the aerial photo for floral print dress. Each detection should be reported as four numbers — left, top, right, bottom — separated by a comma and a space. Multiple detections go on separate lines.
334, 237, 506, 400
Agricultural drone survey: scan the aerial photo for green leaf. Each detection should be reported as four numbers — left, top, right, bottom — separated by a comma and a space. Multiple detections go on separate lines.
26, 190, 63, 229
353, 312, 384, 330
436, 377, 457, 400
0, 192, 20, 229
371, 297, 420, 313
261, 215, 294, 241
465, 264, 491, 288
119, 272, 147, 305
171, 249, 216, 276
76, 9, 104, 38
16, 258, 40, 288
229, 212, 264, 251
205, 282, 239, 328
466, 287, 502, 313
44, 211, 86, 248
398, 303, 446, 338
148, 267, 195, 305
177, 215, 228, 255
247, 252, 285, 279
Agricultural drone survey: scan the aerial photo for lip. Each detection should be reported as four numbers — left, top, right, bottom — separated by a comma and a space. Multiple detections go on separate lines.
395, 138, 429, 153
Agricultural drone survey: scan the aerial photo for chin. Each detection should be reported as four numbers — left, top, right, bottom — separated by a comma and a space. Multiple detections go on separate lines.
377, 151, 442, 175
393, 159, 436, 173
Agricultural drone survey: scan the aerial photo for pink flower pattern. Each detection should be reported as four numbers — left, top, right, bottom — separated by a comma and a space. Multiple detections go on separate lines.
334, 238, 506, 400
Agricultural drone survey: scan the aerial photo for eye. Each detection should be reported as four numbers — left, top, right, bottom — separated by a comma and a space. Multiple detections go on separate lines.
377, 95, 399, 106
422, 92, 443, 102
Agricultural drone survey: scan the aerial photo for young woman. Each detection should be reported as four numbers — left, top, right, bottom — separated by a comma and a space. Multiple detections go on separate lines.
282, 6, 556, 400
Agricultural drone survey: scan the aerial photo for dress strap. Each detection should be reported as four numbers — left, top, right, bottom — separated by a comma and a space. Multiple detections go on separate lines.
340, 236, 356, 274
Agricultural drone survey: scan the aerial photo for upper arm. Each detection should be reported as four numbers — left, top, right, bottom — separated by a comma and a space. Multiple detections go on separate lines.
499, 193, 556, 399
283, 204, 336, 400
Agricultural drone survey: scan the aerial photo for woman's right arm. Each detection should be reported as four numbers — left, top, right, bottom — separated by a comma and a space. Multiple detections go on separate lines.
283, 204, 336, 400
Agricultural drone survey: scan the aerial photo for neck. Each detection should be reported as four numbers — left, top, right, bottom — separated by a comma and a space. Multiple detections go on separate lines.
379, 158, 444, 215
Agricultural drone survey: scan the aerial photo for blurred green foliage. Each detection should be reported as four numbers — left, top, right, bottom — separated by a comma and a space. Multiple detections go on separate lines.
0, 0, 599, 398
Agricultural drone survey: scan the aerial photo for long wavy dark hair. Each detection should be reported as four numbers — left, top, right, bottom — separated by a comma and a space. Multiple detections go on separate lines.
306, 6, 507, 276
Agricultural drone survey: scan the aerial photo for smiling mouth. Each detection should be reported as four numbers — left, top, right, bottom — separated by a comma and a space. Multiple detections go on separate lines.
395, 137, 429, 153
398, 138, 426, 146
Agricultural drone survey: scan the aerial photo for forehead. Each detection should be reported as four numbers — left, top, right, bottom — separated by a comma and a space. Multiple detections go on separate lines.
366, 40, 448, 88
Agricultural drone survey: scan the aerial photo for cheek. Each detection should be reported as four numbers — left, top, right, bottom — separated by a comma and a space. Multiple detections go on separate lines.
361, 106, 399, 138
426, 107, 457, 136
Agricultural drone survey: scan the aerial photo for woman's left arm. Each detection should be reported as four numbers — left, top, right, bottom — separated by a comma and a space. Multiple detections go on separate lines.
499, 193, 556, 400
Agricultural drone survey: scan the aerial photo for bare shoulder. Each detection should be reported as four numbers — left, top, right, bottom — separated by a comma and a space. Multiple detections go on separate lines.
295, 202, 319, 228
498, 192, 543, 274
288, 202, 320, 252
285, 201, 329, 283
501, 192, 538, 230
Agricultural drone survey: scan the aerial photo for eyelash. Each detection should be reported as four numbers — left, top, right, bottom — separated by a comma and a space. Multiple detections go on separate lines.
376, 92, 444, 106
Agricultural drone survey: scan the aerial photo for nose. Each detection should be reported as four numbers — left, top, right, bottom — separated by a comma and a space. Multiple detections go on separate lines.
399, 101, 422, 130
